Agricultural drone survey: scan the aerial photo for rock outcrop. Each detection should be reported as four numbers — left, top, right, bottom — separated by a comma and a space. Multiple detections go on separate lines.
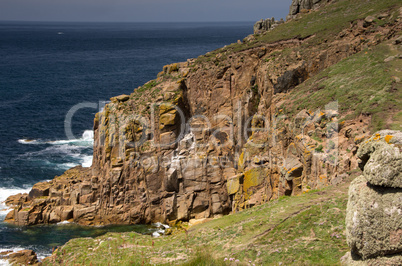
344, 131, 402, 264
0, 250, 41, 266
287, 0, 331, 20
253, 18, 284, 34
4, 2, 401, 227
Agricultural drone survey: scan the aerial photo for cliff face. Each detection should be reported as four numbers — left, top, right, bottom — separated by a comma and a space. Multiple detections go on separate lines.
5, 0, 402, 226
254, 0, 330, 34
287, 0, 331, 20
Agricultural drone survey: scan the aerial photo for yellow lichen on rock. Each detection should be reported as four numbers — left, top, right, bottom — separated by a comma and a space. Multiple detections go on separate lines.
384, 135, 393, 144
373, 133, 381, 141
226, 175, 242, 195
243, 167, 266, 198
160, 112, 177, 126
238, 151, 245, 172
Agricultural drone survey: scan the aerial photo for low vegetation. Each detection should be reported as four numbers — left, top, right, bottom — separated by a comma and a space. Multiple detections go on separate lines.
196, 0, 401, 63
286, 43, 401, 131
44, 177, 353, 265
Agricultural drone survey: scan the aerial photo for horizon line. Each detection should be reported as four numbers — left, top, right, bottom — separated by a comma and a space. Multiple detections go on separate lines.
0, 19, 258, 24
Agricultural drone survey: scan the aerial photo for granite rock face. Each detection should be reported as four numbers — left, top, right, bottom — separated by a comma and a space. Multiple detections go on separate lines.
253, 18, 284, 34
254, 0, 330, 34
287, 0, 331, 20
346, 175, 402, 259
357, 130, 402, 188
345, 131, 402, 264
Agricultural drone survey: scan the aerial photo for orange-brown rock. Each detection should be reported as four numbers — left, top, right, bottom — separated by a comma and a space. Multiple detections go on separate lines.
0, 250, 40, 266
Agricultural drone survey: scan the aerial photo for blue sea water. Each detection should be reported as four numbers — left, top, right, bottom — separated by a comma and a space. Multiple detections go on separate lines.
0, 21, 253, 258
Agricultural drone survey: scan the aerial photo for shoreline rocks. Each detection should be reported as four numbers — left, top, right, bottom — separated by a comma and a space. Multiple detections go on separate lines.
0, 250, 41, 266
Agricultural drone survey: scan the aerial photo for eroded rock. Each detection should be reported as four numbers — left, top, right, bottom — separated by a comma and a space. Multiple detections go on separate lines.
346, 130, 402, 263
357, 130, 402, 188
0, 250, 40, 266
346, 175, 402, 259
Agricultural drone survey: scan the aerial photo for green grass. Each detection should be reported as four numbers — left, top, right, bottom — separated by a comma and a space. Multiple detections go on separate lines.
311, 133, 323, 143
256, 0, 400, 44
288, 43, 402, 131
391, 111, 402, 130
44, 180, 351, 265
196, 0, 401, 63
134, 79, 159, 94
315, 144, 324, 153
258, 198, 347, 265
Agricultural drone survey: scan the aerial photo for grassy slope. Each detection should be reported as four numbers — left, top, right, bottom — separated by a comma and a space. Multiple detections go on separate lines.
44, 176, 355, 265
284, 41, 402, 132
198, 0, 401, 59
198, 0, 402, 131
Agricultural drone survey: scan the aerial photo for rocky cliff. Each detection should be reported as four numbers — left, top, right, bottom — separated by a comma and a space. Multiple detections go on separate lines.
4, 0, 402, 227
253, 0, 330, 34
253, 18, 284, 34
287, 0, 331, 20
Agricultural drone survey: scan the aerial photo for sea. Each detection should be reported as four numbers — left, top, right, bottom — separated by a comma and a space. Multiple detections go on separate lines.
0, 21, 253, 260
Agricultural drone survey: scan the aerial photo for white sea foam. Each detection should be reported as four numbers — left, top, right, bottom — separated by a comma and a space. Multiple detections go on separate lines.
153, 222, 170, 229
0, 247, 24, 254
152, 231, 161, 237
0, 259, 11, 266
18, 130, 94, 147
0, 187, 31, 219
82, 130, 94, 141
81, 155, 93, 168
57, 221, 71, 225
0, 247, 50, 264
0, 247, 24, 266
151, 222, 170, 237
58, 163, 79, 170
18, 130, 94, 169
0, 187, 31, 204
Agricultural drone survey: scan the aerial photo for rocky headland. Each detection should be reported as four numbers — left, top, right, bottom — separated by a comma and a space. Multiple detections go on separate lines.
5, 0, 402, 228
3, 0, 402, 264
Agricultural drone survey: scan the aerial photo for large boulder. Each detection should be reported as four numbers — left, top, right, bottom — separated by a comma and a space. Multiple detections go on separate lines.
287, 0, 330, 20
341, 251, 402, 266
29, 181, 51, 199
357, 130, 402, 188
345, 130, 402, 263
346, 175, 402, 260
